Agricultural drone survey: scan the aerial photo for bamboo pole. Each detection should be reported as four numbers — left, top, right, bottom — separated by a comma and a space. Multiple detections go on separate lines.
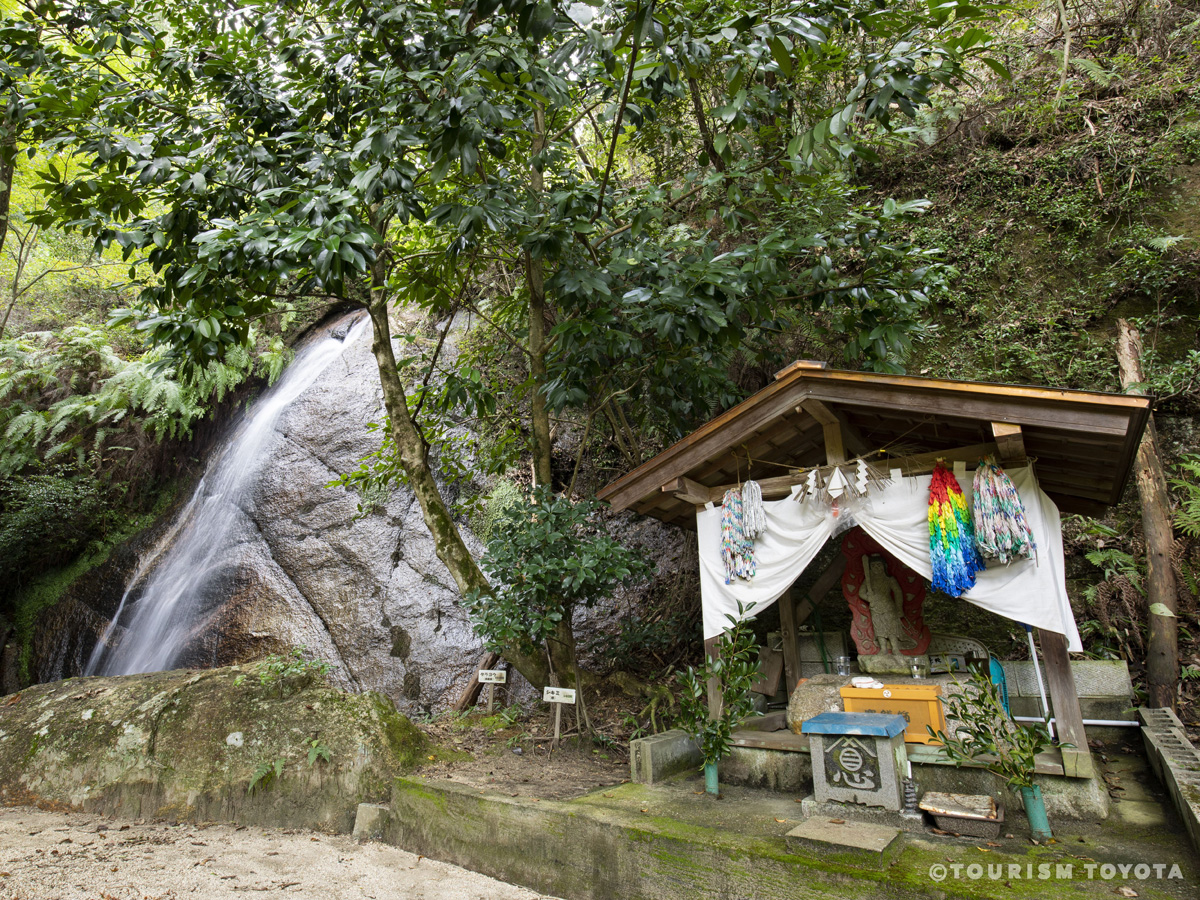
1116, 319, 1179, 710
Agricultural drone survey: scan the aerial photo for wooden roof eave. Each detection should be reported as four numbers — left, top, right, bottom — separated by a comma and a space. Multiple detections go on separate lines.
597, 367, 1151, 516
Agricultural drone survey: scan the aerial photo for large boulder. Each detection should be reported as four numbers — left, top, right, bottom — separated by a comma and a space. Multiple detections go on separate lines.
0, 666, 425, 832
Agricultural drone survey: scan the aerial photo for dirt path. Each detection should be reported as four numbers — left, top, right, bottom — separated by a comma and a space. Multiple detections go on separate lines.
0, 807, 557, 900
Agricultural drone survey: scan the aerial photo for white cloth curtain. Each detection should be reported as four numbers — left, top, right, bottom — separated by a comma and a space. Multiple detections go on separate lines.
695, 466, 1082, 652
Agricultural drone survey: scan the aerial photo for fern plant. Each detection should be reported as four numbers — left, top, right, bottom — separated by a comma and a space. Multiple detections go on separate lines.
1172, 456, 1200, 539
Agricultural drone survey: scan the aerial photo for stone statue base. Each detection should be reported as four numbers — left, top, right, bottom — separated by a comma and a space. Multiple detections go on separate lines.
857, 653, 930, 676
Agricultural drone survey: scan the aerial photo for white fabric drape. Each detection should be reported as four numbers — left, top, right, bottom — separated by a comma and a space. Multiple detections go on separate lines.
696, 466, 1082, 652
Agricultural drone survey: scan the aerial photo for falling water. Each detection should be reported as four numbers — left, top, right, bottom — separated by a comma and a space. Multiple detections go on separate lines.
85, 314, 371, 676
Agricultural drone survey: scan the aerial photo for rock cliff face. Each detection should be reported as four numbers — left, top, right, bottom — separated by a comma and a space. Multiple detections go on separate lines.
29, 313, 693, 713
34, 316, 492, 713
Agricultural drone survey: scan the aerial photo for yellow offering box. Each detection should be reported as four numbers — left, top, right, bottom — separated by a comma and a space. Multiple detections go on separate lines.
839, 683, 946, 745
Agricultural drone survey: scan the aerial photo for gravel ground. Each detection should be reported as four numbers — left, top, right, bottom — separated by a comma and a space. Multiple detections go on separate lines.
0, 807, 557, 900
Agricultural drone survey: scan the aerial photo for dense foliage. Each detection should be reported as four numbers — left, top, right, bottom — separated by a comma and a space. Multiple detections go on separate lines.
463, 487, 651, 717
1, 0, 1197, 708
675, 604, 761, 768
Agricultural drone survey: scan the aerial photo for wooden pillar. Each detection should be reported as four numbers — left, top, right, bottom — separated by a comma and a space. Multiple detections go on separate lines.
1039, 630, 1093, 778
704, 635, 723, 720
778, 589, 801, 696
1117, 319, 1179, 710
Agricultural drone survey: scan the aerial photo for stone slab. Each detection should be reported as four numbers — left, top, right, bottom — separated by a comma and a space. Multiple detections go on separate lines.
798, 796, 926, 833
352, 802, 392, 843
810, 730, 907, 810
784, 816, 902, 867
1001, 659, 1133, 700
629, 729, 701, 785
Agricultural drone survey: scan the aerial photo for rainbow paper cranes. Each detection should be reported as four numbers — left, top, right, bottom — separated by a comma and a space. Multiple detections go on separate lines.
928, 461, 985, 596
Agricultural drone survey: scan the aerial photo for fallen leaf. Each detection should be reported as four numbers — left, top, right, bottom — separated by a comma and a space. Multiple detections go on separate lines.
1114, 888, 1138, 898
977, 847, 991, 852
774, 818, 786, 823
985, 841, 1000, 847
830, 819, 845, 825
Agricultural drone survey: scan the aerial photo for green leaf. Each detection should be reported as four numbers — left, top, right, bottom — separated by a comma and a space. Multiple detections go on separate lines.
1149, 603, 1176, 618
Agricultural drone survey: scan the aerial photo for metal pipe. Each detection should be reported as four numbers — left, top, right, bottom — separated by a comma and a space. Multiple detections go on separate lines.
1023, 624, 1054, 741
1013, 716, 1139, 728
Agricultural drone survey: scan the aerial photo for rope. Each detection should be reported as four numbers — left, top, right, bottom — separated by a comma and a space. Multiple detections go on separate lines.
972, 455, 1037, 564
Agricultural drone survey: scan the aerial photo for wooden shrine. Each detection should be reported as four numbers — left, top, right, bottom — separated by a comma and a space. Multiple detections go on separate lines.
597, 361, 1151, 780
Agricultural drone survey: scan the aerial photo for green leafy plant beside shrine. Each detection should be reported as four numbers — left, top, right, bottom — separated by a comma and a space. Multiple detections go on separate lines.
676, 604, 761, 793
928, 668, 1058, 839
928, 668, 1054, 790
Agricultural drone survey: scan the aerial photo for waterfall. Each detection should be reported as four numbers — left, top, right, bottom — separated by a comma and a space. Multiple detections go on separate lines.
85, 314, 371, 677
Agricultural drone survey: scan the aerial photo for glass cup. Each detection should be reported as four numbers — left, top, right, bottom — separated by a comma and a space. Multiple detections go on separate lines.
910, 659, 924, 679
836, 656, 852, 676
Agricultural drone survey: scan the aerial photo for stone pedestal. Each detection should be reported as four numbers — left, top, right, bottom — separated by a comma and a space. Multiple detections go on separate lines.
857, 653, 930, 676
801, 712, 908, 810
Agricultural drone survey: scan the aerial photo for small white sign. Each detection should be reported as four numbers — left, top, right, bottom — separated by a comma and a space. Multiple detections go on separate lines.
478, 669, 507, 684
543, 687, 577, 704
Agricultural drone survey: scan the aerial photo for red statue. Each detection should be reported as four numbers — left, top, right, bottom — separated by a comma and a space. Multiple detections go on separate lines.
841, 528, 930, 657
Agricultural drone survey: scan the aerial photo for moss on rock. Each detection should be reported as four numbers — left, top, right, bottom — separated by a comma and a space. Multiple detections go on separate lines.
0, 665, 428, 832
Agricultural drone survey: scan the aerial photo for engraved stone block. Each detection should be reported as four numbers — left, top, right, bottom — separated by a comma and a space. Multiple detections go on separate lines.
802, 711, 908, 810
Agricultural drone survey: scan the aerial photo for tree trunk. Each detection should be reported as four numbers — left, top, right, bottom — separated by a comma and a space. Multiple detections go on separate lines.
527, 105, 554, 488
1116, 318, 1178, 710
687, 75, 725, 174
0, 137, 16, 341
363, 282, 551, 690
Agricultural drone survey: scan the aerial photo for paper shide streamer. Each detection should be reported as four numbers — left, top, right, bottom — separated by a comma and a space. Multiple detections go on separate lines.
972, 455, 1037, 564
928, 460, 985, 596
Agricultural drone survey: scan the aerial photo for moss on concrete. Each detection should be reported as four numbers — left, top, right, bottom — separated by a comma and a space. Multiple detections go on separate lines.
383, 774, 1196, 900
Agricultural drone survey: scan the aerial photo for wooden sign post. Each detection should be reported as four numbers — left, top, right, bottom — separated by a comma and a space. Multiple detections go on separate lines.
479, 669, 506, 713
543, 686, 577, 747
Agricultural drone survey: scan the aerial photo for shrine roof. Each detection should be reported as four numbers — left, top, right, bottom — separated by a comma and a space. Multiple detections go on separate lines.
595, 362, 1151, 526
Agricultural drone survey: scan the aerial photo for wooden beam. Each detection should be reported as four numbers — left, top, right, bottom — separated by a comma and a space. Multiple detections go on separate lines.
806, 380, 1131, 436
800, 399, 871, 458
991, 421, 1027, 464
823, 421, 846, 465
662, 476, 715, 506
774, 359, 829, 380
699, 442, 1000, 502
1038, 630, 1093, 779
794, 556, 848, 630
